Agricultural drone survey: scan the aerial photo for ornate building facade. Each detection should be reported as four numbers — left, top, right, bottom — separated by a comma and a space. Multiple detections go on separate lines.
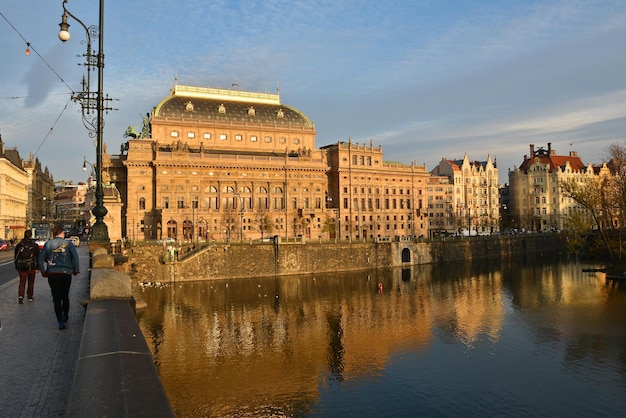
107, 83, 430, 242
508, 143, 607, 231
0, 135, 55, 240
322, 140, 429, 241
430, 154, 500, 235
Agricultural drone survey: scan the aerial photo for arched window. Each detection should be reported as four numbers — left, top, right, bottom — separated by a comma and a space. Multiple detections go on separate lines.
256, 186, 268, 210
167, 219, 177, 239
138, 197, 146, 210
205, 186, 218, 209
272, 187, 284, 210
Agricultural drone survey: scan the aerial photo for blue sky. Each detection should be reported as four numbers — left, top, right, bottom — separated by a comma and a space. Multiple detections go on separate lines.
1, 0, 625, 184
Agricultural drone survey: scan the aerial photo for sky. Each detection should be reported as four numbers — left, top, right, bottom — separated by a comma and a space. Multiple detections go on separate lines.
1, 0, 626, 185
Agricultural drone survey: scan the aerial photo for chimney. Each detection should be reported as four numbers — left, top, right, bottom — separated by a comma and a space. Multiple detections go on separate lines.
530, 144, 535, 157
548, 142, 552, 154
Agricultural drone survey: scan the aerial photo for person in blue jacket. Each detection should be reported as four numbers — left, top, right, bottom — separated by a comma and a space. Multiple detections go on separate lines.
38, 222, 80, 330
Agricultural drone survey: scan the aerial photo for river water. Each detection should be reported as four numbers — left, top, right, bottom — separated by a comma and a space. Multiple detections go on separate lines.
136, 256, 626, 417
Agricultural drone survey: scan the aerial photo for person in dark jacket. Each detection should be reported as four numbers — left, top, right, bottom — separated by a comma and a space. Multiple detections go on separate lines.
14, 229, 40, 303
38, 223, 79, 330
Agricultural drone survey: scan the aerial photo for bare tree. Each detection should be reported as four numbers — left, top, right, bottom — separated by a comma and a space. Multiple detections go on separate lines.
560, 177, 614, 260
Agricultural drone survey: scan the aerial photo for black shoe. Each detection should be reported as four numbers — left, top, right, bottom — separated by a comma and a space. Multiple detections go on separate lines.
58, 321, 66, 330
18, 297, 24, 304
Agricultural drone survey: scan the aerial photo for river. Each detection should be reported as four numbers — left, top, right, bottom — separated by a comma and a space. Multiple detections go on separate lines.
136, 255, 626, 417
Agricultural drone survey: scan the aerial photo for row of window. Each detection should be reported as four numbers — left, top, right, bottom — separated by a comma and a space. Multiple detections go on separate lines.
350, 155, 376, 166
170, 130, 301, 145
343, 197, 417, 211
345, 187, 417, 195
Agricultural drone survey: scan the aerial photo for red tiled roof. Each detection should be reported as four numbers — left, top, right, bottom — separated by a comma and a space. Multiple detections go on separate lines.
519, 152, 585, 173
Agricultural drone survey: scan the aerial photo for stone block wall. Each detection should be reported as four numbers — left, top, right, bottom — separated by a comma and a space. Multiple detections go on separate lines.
126, 235, 565, 282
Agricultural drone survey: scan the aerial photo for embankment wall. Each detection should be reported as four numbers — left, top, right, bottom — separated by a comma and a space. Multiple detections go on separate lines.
127, 235, 564, 282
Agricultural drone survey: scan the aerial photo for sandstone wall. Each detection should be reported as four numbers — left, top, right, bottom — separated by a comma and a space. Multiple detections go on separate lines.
127, 235, 564, 282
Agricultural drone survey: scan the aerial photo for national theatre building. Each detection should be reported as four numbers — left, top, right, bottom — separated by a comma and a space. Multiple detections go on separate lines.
107, 83, 430, 242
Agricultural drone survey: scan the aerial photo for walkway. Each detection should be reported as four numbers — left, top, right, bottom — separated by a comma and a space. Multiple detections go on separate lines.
0, 247, 89, 417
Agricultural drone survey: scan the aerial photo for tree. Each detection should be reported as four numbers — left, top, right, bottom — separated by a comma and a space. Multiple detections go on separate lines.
255, 210, 274, 239
604, 142, 626, 258
560, 176, 614, 260
562, 210, 593, 257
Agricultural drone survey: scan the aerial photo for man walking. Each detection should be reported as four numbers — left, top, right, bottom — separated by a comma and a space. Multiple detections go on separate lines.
38, 223, 80, 330
14, 229, 40, 303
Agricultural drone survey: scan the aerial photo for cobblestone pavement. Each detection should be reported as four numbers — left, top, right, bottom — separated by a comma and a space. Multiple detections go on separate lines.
0, 247, 89, 417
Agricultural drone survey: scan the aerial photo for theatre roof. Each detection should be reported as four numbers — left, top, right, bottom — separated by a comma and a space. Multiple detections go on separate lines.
153, 84, 314, 129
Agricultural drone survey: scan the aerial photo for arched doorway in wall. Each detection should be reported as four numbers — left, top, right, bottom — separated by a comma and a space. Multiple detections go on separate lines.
197, 218, 209, 241
182, 220, 193, 241
167, 219, 177, 239
401, 247, 411, 263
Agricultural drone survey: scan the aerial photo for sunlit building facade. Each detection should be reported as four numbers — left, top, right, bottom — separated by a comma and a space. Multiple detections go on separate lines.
508, 143, 609, 231
107, 83, 430, 242
430, 154, 500, 235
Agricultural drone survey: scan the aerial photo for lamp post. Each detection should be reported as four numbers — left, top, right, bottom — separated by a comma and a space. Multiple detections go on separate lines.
58, 0, 111, 247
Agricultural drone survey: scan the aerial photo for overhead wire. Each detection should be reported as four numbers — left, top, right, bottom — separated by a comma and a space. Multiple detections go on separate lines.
33, 97, 73, 158
0, 11, 75, 94
0, 10, 79, 156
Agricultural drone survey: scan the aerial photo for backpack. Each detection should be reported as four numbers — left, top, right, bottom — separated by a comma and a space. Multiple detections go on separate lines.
16, 241, 37, 272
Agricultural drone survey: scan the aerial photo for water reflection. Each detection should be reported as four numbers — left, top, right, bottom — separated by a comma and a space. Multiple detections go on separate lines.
137, 257, 626, 417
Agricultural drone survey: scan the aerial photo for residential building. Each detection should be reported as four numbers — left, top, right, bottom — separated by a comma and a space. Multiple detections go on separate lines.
508, 143, 607, 231
430, 154, 500, 235
23, 154, 55, 225
424, 174, 454, 236
0, 135, 29, 240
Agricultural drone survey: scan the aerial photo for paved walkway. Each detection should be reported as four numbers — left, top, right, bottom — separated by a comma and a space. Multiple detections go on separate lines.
0, 247, 89, 417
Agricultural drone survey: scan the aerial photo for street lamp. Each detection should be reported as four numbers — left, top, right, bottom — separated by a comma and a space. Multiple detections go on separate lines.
58, 0, 111, 247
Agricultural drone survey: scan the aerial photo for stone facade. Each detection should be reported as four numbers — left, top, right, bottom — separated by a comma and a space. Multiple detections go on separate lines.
322, 140, 430, 241
106, 83, 432, 243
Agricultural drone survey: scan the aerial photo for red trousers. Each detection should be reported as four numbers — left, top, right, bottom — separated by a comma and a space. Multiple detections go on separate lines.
18, 270, 36, 299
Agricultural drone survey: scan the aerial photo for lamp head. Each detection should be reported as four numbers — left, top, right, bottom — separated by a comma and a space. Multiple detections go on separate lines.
82, 159, 87, 172
58, 12, 70, 42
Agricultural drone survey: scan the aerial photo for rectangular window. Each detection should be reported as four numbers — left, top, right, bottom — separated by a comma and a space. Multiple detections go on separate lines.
203, 133, 211, 139
219, 134, 227, 140
250, 136, 257, 142
170, 131, 179, 137
187, 132, 195, 138
235, 134, 243, 141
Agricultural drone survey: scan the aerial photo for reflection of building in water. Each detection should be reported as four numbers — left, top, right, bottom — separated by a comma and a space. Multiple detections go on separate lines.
138, 266, 508, 415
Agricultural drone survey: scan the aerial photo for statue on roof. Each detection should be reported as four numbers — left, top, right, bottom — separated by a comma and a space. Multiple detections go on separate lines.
124, 125, 140, 139
140, 113, 151, 138
123, 113, 151, 139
